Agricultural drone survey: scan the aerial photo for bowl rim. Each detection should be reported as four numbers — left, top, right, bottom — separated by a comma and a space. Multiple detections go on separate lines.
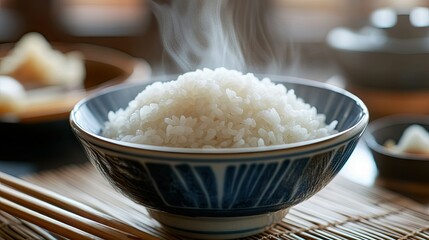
70, 75, 369, 155
364, 114, 429, 161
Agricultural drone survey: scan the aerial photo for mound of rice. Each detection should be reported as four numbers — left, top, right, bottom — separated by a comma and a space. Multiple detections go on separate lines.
103, 68, 337, 148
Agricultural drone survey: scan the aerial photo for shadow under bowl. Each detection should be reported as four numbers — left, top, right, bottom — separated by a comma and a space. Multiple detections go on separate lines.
364, 115, 429, 183
70, 76, 368, 239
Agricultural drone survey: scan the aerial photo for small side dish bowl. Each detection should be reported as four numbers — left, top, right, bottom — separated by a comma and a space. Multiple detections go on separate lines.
364, 115, 429, 185
70, 76, 368, 239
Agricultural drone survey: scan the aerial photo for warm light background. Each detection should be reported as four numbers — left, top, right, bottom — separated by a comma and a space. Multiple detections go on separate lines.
2, 0, 427, 78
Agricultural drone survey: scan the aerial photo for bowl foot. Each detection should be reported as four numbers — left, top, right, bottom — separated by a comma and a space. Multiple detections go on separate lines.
147, 208, 289, 239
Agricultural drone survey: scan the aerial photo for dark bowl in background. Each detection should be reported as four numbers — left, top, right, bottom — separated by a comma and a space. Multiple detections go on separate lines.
0, 43, 147, 167
364, 115, 429, 198
326, 7, 429, 90
326, 8, 429, 120
326, 45, 429, 90
0, 119, 88, 172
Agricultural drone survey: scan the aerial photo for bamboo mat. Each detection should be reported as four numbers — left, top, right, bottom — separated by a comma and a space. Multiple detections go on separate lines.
1, 163, 429, 240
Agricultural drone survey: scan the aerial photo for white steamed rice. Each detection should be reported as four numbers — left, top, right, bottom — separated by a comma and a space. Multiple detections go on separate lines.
102, 68, 337, 148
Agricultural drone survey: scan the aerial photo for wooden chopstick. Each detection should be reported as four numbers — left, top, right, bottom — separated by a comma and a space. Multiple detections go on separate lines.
0, 172, 159, 240
0, 184, 138, 239
0, 197, 98, 240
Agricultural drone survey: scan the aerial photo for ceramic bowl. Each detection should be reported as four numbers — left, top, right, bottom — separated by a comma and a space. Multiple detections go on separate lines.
364, 115, 429, 188
326, 7, 429, 90
0, 43, 150, 164
70, 76, 368, 239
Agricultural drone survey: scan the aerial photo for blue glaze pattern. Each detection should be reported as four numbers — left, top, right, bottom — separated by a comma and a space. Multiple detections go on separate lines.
71, 75, 368, 219
75, 132, 360, 217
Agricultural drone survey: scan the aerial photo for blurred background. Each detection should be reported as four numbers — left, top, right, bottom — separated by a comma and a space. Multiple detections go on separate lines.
1, 0, 426, 79
0, 0, 159, 68
1, 0, 429, 201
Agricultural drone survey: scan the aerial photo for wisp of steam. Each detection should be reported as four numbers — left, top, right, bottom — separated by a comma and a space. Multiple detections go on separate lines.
151, 0, 299, 74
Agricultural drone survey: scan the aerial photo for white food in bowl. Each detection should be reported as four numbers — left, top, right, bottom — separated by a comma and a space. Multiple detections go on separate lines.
0, 32, 85, 89
385, 124, 429, 155
103, 68, 338, 148
0, 76, 25, 113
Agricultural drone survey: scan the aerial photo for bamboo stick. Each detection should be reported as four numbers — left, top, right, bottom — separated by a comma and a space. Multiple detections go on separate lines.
0, 184, 138, 240
0, 172, 159, 240
0, 197, 98, 240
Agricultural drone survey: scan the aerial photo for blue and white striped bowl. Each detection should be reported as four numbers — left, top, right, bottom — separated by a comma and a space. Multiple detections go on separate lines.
70, 76, 368, 239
